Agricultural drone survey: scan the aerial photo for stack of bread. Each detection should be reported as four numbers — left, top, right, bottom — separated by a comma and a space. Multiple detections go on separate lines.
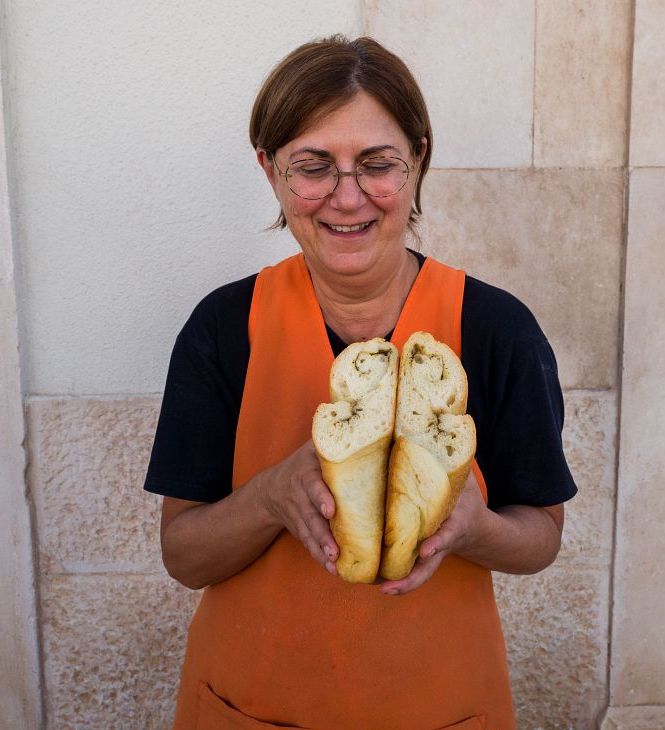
312, 331, 476, 583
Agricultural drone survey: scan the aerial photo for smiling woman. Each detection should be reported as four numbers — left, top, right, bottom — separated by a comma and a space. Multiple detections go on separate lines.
144, 35, 576, 730
255, 91, 424, 322
249, 35, 432, 233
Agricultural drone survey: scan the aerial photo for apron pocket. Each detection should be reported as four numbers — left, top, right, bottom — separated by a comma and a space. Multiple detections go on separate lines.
196, 682, 308, 729
435, 716, 486, 730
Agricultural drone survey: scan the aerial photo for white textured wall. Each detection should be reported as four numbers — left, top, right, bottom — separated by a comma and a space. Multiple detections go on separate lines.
6, 0, 362, 396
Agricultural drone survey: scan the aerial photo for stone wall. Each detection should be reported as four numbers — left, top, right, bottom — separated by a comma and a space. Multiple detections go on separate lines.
2, 1, 664, 728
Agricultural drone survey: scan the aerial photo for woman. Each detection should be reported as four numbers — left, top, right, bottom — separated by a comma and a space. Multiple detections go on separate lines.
144, 36, 576, 729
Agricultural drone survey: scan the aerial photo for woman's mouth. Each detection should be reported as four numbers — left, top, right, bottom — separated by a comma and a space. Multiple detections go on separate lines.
321, 221, 375, 236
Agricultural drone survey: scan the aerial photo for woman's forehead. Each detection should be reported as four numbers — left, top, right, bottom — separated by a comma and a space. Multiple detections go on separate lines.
281, 92, 409, 157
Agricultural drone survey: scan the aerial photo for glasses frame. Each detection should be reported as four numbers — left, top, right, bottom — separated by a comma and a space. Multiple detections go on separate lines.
272, 154, 415, 200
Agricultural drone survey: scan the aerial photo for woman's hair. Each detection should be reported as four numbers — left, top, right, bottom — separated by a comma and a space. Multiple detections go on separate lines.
250, 35, 433, 234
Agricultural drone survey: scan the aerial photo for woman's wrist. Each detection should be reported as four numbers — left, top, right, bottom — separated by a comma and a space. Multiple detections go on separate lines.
250, 466, 285, 532
457, 502, 503, 563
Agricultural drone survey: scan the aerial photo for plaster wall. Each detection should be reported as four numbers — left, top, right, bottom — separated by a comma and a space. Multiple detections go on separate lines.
6, 0, 362, 396
1, 1, 661, 728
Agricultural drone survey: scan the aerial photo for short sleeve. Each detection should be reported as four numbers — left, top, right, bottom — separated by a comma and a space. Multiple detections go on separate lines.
143, 275, 255, 502
462, 277, 577, 511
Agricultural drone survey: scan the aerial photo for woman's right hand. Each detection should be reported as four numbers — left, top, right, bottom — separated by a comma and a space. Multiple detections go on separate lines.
160, 440, 339, 589
258, 440, 339, 575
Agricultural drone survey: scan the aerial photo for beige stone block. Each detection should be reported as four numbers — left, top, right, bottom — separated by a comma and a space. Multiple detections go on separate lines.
27, 396, 163, 574
611, 168, 665, 705
419, 168, 624, 389
600, 705, 665, 729
559, 391, 617, 564
365, 0, 534, 168
534, 0, 631, 167
631, 1, 665, 166
495, 565, 609, 729
40, 573, 199, 730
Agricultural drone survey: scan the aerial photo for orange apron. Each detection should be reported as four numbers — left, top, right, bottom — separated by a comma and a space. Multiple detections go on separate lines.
173, 253, 515, 730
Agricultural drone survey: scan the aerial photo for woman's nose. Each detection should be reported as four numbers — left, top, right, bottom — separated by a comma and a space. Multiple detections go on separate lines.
329, 171, 367, 209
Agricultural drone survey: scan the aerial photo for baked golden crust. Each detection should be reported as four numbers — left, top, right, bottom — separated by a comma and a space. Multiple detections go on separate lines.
319, 433, 391, 583
312, 339, 398, 583
380, 333, 476, 580
379, 437, 452, 580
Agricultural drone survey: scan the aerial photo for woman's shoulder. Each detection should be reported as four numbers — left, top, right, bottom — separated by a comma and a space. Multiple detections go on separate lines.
462, 274, 546, 346
179, 272, 258, 339
190, 272, 258, 320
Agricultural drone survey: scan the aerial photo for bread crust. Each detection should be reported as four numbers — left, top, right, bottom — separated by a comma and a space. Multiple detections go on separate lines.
312, 338, 398, 583
380, 437, 452, 580
380, 332, 476, 580
319, 433, 391, 583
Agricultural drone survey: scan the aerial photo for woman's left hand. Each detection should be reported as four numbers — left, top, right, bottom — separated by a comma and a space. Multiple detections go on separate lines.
379, 468, 565, 596
379, 469, 490, 596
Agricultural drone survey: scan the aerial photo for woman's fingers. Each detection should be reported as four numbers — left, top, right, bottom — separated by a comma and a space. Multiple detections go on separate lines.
295, 515, 328, 565
419, 475, 486, 560
380, 552, 444, 595
294, 506, 339, 570
289, 468, 339, 566
302, 496, 339, 562
419, 526, 455, 559
304, 479, 338, 557
266, 440, 340, 573
306, 474, 336, 520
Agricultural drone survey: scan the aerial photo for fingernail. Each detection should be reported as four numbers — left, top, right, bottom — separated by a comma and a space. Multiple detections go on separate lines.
325, 561, 336, 575
320, 503, 329, 518
382, 588, 399, 596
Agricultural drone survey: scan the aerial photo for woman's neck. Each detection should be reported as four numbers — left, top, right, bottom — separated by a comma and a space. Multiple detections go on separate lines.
307, 248, 420, 344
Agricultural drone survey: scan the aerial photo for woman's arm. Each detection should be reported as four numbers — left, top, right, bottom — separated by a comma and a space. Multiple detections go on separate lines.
160, 441, 339, 589
379, 469, 564, 596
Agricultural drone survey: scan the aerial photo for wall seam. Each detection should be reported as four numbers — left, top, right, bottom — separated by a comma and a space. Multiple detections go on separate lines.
22, 386, 616, 401
531, 0, 538, 167
0, 0, 45, 725
603, 0, 637, 720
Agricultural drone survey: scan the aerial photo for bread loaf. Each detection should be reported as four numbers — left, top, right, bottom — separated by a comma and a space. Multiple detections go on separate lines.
379, 332, 476, 580
312, 338, 398, 583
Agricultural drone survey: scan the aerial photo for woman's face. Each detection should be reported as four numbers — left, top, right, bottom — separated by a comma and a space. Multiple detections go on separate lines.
258, 91, 425, 279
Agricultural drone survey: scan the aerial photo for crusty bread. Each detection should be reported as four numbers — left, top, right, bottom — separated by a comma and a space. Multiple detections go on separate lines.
312, 338, 398, 583
379, 332, 476, 580
380, 437, 451, 580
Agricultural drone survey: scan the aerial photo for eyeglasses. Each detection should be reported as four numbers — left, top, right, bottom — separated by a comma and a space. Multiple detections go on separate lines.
272, 155, 414, 200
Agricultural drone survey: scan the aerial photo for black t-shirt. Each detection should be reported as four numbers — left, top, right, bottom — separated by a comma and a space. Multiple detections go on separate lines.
144, 252, 577, 511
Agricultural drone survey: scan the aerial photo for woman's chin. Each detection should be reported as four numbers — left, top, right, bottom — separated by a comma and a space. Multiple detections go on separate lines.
313, 247, 379, 278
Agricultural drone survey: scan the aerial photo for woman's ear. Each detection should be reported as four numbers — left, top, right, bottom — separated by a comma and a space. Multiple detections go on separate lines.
415, 137, 428, 162
256, 148, 278, 191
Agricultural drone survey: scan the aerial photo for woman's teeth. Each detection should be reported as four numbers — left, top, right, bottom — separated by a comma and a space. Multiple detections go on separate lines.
326, 222, 372, 233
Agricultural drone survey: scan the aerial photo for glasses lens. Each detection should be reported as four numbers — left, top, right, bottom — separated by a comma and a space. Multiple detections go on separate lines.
287, 159, 338, 200
357, 157, 409, 197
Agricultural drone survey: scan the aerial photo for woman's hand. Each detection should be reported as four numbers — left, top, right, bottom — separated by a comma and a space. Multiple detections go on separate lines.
379, 470, 565, 596
258, 440, 340, 576
380, 469, 490, 595
161, 440, 339, 589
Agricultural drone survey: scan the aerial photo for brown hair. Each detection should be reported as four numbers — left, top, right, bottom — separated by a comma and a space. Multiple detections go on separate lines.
249, 35, 432, 233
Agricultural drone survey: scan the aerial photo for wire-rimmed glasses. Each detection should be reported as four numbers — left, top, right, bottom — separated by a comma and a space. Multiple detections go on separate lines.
272, 155, 413, 200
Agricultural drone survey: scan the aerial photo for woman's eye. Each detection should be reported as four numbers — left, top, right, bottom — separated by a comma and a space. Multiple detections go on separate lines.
360, 161, 396, 175
293, 162, 332, 177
